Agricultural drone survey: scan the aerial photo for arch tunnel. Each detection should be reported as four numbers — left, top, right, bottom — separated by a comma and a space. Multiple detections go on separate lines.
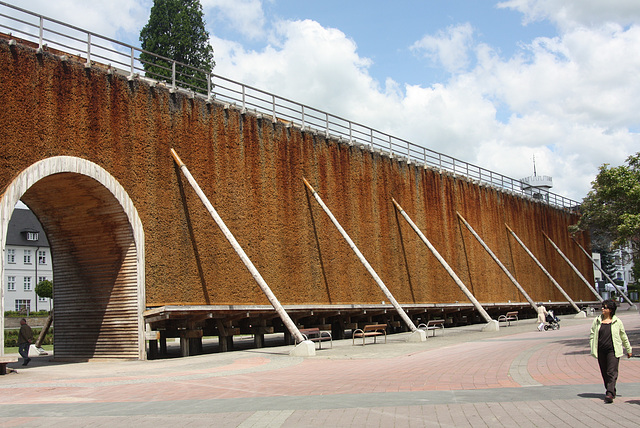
1, 156, 146, 359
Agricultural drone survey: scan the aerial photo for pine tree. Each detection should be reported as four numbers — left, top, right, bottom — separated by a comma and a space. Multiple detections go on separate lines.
139, 0, 215, 92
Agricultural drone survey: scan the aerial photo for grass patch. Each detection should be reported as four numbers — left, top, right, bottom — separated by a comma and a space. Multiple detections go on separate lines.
4, 344, 53, 354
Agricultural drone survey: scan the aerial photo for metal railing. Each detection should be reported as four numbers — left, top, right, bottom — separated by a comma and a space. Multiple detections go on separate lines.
0, 1, 580, 210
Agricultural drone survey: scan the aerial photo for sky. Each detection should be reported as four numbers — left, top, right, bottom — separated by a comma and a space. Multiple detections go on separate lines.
4, 0, 640, 201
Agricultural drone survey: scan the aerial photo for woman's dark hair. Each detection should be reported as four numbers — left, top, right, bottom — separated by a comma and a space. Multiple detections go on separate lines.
602, 299, 617, 315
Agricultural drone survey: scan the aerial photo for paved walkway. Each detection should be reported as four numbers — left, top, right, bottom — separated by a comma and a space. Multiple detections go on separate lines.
1, 310, 640, 427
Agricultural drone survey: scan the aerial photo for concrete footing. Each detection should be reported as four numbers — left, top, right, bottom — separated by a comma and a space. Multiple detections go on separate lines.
574, 311, 587, 318
289, 340, 316, 357
406, 329, 427, 342
482, 320, 500, 332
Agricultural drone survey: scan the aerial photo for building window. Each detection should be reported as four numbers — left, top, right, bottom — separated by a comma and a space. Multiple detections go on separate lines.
38, 250, 47, 265
24, 249, 32, 264
38, 276, 47, 284
26, 232, 39, 241
24, 276, 31, 291
7, 248, 15, 264
38, 296, 48, 302
15, 299, 30, 313
7, 276, 15, 291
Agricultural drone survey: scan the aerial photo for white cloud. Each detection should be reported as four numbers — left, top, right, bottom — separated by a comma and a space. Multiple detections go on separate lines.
497, 0, 640, 30
410, 23, 475, 73
213, 19, 379, 116
202, 0, 266, 40
211, 11, 640, 200
9, 0, 148, 40
471, 30, 640, 197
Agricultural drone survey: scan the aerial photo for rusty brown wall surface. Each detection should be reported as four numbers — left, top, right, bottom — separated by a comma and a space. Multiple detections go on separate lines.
0, 39, 595, 308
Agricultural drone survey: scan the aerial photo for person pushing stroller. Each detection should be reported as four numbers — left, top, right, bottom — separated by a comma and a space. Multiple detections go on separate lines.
537, 303, 548, 331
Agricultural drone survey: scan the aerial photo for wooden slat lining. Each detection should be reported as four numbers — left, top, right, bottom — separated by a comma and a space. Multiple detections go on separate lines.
50, 194, 140, 359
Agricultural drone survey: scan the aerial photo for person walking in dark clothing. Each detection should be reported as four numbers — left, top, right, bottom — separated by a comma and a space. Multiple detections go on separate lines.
590, 299, 632, 403
18, 318, 33, 366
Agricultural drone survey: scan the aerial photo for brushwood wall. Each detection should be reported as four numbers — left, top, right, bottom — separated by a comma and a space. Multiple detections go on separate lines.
0, 38, 595, 310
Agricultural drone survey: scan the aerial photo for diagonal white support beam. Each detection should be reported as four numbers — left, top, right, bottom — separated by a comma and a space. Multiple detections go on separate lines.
303, 178, 418, 333
571, 237, 635, 308
393, 199, 494, 325
171, 149, 307, 346
505, 224, 581, 313
542, 231, 602, 302
456, 212, 537, 311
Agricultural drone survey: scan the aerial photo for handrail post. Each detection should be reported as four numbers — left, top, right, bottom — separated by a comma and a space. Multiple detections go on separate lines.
301, 106, 305, 129
86, 33, 91, 66
272, 94, 276, 122
370, 128, 373, 150
325, 112, 329, 137
206, 72, 212, 102
38, 16, 44, 52
130, 47, 135, 79
241, 84, 246, 112
171, 61, 176, 90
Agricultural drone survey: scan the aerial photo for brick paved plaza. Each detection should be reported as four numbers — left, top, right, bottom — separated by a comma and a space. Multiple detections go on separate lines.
1, 310, 640, 427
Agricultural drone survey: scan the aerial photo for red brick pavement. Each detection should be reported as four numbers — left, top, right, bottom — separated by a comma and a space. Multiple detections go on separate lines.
2, 313, 639, 407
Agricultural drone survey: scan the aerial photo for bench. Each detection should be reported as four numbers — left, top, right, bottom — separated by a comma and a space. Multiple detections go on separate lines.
0, 357, 18, 375
298, 328, 332, 349
353, 324, 387, 345
582, 305, 598, 316
418, 319, 445, 337
498, 311, 518, 326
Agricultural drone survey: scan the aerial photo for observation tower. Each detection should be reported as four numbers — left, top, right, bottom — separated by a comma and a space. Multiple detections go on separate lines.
520, 157, 553, 201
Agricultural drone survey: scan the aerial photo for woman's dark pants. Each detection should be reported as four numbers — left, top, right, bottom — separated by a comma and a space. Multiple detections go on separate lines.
598, 348, 620, 397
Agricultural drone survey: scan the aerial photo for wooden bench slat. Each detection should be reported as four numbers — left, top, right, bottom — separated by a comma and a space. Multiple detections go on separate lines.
417, 319, 445, 337
353, 324, 387, 345
298, 327, 332, 349
0, 357, 18, 376
498, 311, 518, 326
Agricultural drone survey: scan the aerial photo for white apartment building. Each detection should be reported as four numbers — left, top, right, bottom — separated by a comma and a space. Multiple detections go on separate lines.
4, 207, 53, 313
592, 252, 602, 282
592, 246, 635, 296
611, 246, 635, 290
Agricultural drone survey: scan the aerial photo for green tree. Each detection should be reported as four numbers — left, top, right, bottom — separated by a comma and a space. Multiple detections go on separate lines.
573, 153, 640, 244
139, 0, 215, 92
35, 279, 53, 299
572, 152, 640, 286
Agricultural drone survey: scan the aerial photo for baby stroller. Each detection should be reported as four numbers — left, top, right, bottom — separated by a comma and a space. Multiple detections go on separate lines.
543, 310, 560, 330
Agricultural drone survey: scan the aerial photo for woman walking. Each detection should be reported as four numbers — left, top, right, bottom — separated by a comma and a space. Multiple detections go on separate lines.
589, 299, 632, 403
